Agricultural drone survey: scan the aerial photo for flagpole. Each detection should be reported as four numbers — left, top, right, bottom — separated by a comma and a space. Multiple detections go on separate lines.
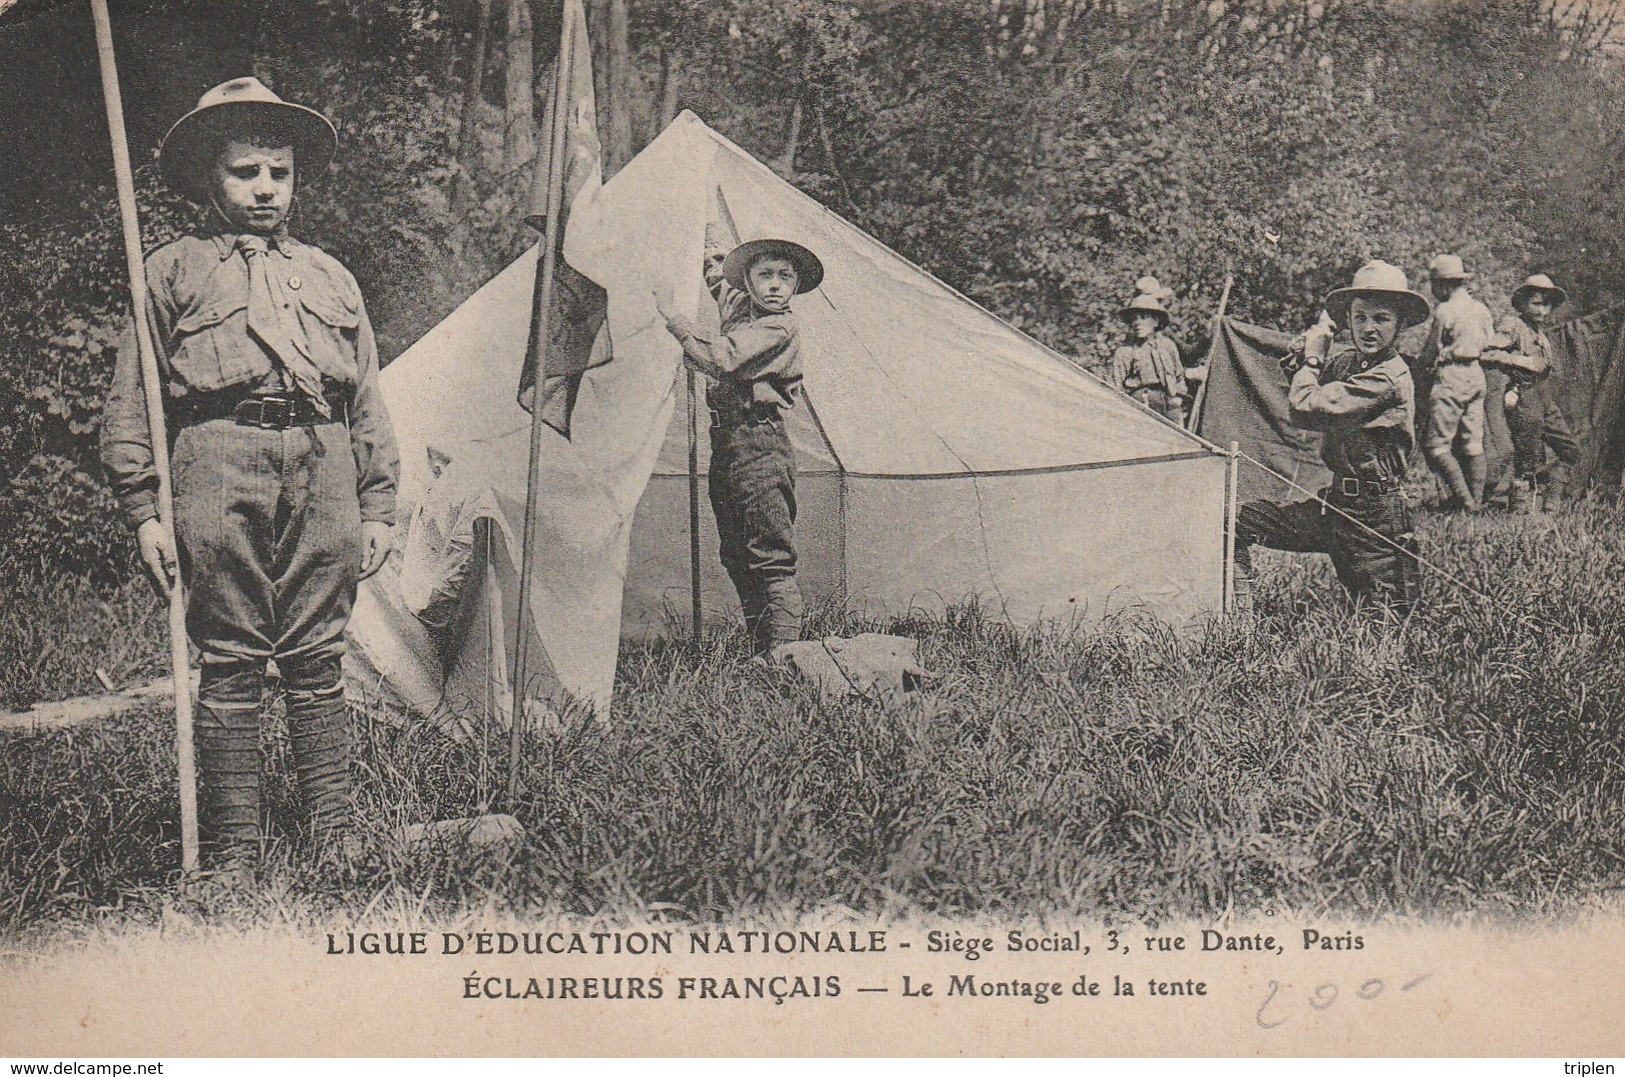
1189, 271, 1233, 431
687, 370, 702, 646
89, 0, 199, 875
508, 4, 576, 807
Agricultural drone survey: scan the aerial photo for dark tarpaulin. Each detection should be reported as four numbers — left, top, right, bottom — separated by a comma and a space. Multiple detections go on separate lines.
1195, 313, 1625, 504
1544, 307, 1625, 490
1192, 317, 1330, 504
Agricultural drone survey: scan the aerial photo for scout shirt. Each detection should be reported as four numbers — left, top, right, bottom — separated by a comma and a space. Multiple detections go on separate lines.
1421, 289, 1494, 396
1111, 335, 1185, 398
1494, 313, 1558, 386
1288, 344, 1415, 480
100, 231, 399, 529
667, 277, 803, 417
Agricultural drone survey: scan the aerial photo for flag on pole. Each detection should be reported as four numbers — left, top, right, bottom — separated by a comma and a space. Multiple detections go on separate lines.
517, 0, 608, 439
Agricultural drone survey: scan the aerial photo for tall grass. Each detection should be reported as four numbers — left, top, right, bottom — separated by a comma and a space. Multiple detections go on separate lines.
3, 500, 1624, 940
0, 561, 167, 709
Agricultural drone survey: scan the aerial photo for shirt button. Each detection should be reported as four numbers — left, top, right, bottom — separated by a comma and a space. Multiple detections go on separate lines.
288, 276, 302, 290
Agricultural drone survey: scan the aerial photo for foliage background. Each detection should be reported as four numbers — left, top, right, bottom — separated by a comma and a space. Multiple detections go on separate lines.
2, 0, 1624, 582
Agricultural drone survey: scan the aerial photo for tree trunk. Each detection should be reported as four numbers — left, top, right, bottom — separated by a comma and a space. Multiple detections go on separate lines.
772, 96, 804, 174
588, 0, 611, 144
605, 0, 634, 173
658, 46, 682, 129
504, 0, 536, 171
453, 0, 494, 212
817, 99, 859, 212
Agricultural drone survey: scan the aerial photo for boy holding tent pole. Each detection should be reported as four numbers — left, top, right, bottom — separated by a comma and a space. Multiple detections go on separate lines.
99, 77, 399, 878
1232, 260, 1424, 613
656, 238, 824, 657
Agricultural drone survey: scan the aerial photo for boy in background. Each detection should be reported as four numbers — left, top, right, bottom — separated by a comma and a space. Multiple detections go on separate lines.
1493, 274, 1579, 512
1111, 293, 1186, 424
1419, 254, 1494, 511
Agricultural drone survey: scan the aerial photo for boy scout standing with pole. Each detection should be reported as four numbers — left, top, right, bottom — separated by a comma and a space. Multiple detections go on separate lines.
1233, 261, 1425, 612
657, 238, 823, 657
1420, 254, 1495, 512
100, 77, 399, 877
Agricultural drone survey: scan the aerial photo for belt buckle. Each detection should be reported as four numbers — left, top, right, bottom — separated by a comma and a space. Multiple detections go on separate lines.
1339, 476, 1361, 498
242, 395, 294, 429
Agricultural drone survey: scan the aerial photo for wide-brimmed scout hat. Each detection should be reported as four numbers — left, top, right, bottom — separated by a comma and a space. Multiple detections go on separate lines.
1511, 273, 1568, 312
1134, 275, 1176, 303
721, 238, 824, 294
1323, 260, 1432, 330
1428, 253, 1473, 281
158, 77, 338, 200
1117, 293, 1171, 326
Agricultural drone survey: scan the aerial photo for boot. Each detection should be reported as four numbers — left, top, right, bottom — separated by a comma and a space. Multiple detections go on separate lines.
1542, 475, 1569, 514
288, 689, 354, 844
1462, 454, 1486, 513
1509, 477, 1535, 514
758, 577, 805, 658
733, 577, 766, 656
1427, 450, 1474, 511
194, 696, 263, 875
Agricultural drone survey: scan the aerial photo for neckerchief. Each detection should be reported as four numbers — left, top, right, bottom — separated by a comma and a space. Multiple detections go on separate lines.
236, 233, 332, 418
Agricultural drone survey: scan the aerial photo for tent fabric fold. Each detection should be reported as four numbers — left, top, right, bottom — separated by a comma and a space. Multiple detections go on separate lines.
347, 112, 1230, 729
1545, 307, 1625, 490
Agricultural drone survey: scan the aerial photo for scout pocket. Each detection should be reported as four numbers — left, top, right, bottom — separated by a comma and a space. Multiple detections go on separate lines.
170, 295, 259, 391
293, 284, 362, 384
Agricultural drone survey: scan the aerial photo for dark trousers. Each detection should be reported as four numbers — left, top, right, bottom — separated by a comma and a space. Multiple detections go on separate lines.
1235, 486, 1418, 612
172, 418, 360, 860
1482, 367, 1516, 500
1505, 382, 1579, 483
709, 414, 802, 654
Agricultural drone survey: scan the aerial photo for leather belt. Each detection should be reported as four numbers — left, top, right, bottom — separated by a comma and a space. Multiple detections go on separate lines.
174, 387, 350, 430
709, 404, 781, 428
1333, 474, 1400, 499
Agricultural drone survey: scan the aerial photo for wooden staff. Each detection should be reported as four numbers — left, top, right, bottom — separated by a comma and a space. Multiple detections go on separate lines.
89, 0, 199, 873
508, 5, 577, 807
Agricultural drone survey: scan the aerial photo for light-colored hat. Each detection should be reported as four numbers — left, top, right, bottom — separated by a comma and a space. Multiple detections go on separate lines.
1323, 260, 1432, 330
721, 238, 824, 294
1428, 253, 1473, 281
1117, 293, 1171, 326
1511, 273, 1568, 312
158, 77, 337, 200
1134, 275, 1176, 303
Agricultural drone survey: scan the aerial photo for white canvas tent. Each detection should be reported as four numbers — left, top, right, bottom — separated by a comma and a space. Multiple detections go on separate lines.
347, 112, 1231, 725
